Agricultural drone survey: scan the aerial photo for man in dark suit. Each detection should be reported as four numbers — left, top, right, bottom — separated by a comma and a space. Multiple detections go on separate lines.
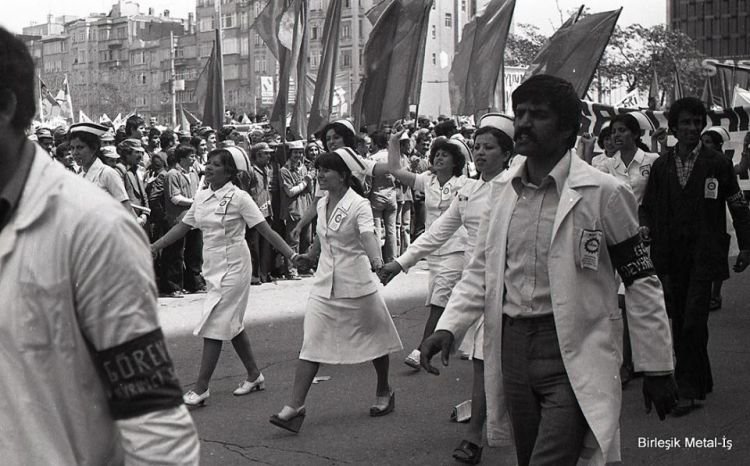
641, 97, 750, 415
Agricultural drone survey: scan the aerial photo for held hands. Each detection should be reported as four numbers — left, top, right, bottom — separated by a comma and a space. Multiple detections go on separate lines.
292, 253, 314, 270
642, 374, 679, 420
733, 250, 750, 272
419, 330, 455, 375
370, 257, 384, 273
378, 261, 403, 285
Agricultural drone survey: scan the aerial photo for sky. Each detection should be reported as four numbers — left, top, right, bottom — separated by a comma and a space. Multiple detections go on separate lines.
3, 0, 666, 35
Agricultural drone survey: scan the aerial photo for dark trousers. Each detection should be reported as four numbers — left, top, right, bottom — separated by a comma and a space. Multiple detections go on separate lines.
246, 217, 274, 279
285, 218, 311, 273
502, 314, 588, 466
183, 228, 205, 292
412, 199, 425, 241
150, 217, 170, 293
163, 226, 205, 293
162, 236, 185, 293
662, 272, 713, 400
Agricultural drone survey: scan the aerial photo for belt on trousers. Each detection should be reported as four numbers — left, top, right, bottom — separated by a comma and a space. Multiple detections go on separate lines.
502, 313, 555, 329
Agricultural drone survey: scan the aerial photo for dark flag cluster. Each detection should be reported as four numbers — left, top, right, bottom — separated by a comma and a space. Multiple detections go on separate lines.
353, 0, 434, 131
524, 7, 622, 99
449, 0, 516, 117
191, 0, 630, 132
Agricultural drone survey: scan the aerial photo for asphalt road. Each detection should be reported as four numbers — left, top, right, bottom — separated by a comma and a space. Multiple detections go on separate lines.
159, 261, 750, 465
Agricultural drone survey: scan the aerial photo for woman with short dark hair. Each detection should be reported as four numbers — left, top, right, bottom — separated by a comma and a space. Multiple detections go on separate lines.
270, 148, 403, 433
152, 147, 297, 407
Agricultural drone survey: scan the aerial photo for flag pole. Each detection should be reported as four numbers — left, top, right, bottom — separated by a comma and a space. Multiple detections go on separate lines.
216, 0, 225, 125
38, 75, 44, 123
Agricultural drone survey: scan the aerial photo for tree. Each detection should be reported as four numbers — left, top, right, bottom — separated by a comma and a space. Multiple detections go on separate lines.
504, 23, 546, 68
595, 24, 704, 103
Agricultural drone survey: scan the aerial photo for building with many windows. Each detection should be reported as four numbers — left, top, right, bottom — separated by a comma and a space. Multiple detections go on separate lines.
22, 0, 480, 126
668, 0, 750, 60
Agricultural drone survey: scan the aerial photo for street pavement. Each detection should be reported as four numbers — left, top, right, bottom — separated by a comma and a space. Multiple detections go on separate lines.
159, 261, 750, 465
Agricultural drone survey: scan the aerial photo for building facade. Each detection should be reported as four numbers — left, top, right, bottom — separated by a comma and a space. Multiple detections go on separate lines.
22, 0, 479, 127
668, 0, 750, 60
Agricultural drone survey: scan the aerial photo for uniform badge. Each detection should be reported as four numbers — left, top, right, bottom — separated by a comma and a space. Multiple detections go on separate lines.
705, 178, 719, 199
441, 183, 454, 201
328, 207, 347, 231
215, 192, 234, 215
579, 229, 603, 271
640, 164, 651, 178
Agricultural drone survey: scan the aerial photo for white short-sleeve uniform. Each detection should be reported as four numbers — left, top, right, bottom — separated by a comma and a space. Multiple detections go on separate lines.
82, 157, 129, 203
594, 149, 659, 295
301, 188, 403, 364
397, 177, 497, 359
412, 172, 468, 307
182, 182, 265, 340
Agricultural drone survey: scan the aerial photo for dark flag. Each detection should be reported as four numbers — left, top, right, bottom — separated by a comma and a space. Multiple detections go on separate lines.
524, 8, 621, 98
365, 0, 393, 25
270, 0, 308, 140
701, 77, 715, 109
195, 30, 225, 130
252, 0, 288, 60
648, 65, 660, 106
354, 0, 433, 131
307, 0, 343, 135
672, 69, 684, 103
449, 0, 516, 116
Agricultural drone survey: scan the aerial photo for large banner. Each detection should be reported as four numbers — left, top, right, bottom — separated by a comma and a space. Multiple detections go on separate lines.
580, 101, 749, 163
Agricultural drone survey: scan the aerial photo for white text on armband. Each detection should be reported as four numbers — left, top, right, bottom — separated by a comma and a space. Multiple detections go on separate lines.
94, 328, 183, 419
609, 234, 655, 286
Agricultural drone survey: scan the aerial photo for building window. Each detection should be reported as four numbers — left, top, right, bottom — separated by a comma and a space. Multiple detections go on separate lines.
461, 0, 466, 11
342, 22, 351, 39
137, 96, 147, 107
342, 50, 351, 68
432, 53, 436, 65
138, 73, 147, 85
255, 33, 262, 46
221, 13, 236, 29
312, 26, 318, 40
241, 37, 249, 56
200, 43, 213, 57
223, 38, 239, 54
432, 24, 436, 39
199, 17, 214, 32
445, 13, 452, 27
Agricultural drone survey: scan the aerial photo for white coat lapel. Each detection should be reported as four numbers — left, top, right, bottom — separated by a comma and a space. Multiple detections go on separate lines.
551, 155, 595, 243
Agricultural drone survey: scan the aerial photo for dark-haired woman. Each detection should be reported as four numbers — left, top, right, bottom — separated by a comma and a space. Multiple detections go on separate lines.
380, 115, 514, 464
152, 147, 298, 407
384, 130, 470, 370
593, 113, 659, 386
270, 148, 402, 434
70, 123, 131, 211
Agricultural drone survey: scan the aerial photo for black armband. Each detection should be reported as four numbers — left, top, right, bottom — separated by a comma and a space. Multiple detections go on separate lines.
92, 328, 183, 419
608, 234, 655, 287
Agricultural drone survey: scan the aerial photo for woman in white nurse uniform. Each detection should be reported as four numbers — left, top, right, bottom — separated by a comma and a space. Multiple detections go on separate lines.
270, 148, 403, 434
384, 132, 471, 369
380, 114, 515, 464
152, 147, 297, 406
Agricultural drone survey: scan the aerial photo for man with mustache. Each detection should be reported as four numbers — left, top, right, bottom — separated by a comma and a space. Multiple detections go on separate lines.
641, 97, 750, 416
420, 75, 677, 465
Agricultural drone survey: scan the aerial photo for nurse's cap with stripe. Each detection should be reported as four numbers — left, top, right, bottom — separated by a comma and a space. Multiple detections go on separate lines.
225, 146, 251, 173
334, 147, 369, 184
68, 122, 109, 138
478, 113, 514, 139
702, 126, 730, 144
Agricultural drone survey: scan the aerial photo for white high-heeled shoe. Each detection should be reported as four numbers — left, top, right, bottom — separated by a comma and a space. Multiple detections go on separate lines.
233, 373, 265, 396
183, 389, 210, 406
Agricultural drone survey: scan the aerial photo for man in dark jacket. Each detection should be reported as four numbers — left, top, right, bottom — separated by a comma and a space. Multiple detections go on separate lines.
641, 97, 750, 415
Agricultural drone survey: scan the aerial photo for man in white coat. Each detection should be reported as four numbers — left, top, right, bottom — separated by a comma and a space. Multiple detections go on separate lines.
0, 27, 199, 464
420, 75, 678, 466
